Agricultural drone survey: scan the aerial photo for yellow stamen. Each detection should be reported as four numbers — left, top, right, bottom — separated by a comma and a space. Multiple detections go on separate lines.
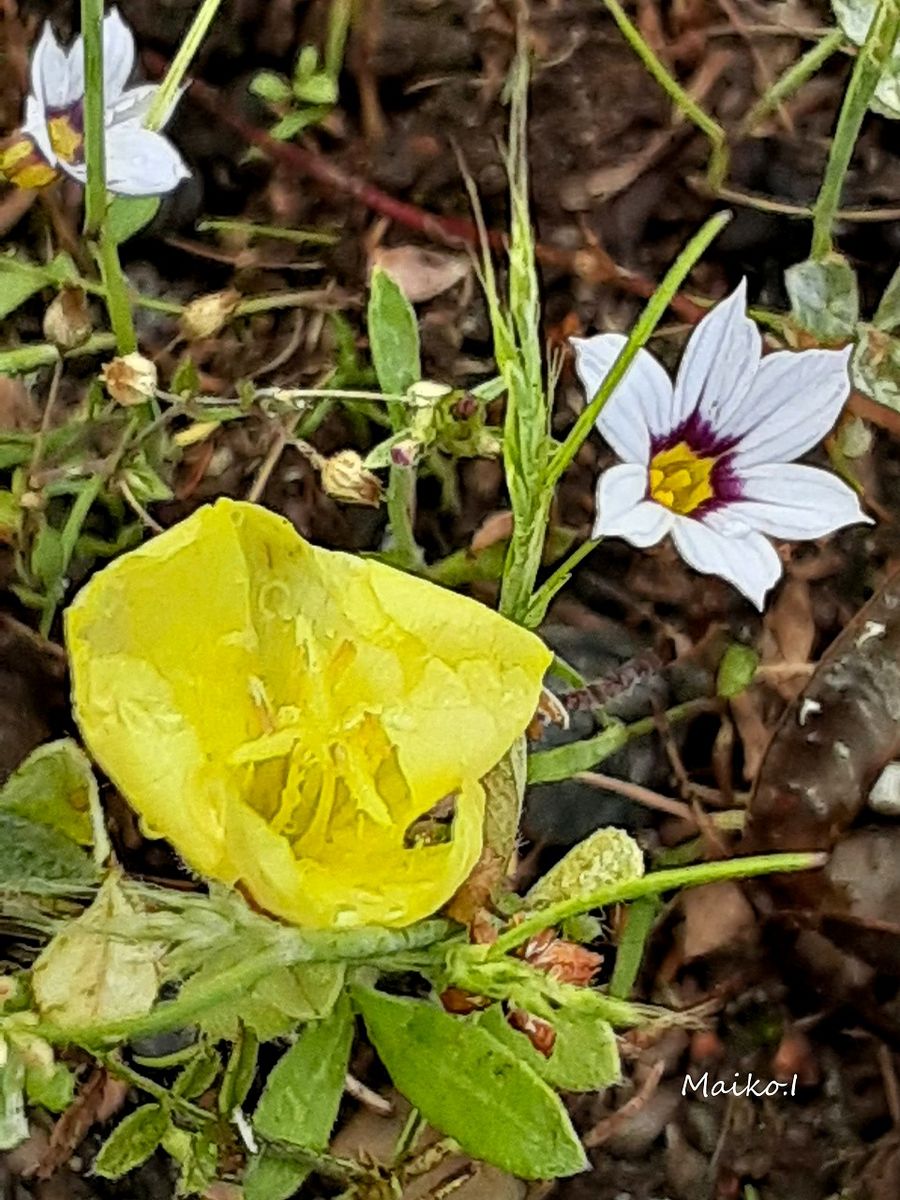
0, 134, 59, 190
648, 441, 715, 515
47, 116, 82, 164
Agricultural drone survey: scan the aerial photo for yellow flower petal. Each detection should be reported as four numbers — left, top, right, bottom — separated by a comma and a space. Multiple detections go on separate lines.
65, 500, 551, 928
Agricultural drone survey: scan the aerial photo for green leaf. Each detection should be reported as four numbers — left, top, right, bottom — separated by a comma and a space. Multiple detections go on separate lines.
0, 811, 97, 886
875, 260, 900, 331
161, 1126, 219, 1197
0, 738, 98, 846
526, 827, 644, 909
832, 0, 900, 117
93, 1104, 169, 1178
482, 736, 527, 867
0, 1042, 27, 1151
253, 991, 353, 1150
353, 987, 588, 1179
293, 73, 338, 105
171, 354, 200, 397
180, 952, 345, 1041
477, 1004, 620, 1093
106, 196, 160, 245
368, 266, 422, 397
852, 323, 900, 412
0, 490, 21, 538
785, 254, 859, 343
243, 1151, 309, 1200
219, 1027, 259, 1116
608, 896, 660, 1000
716, 642, 760, 699
270, 109, 322, 140
23, 1052, 75, 1113
0, 260, 52, 320
251, 70, 293, 103
31, 521, 65, 590
527, 722, 631, 784
0, 434, 33, 470
174, 1044, 220, 1100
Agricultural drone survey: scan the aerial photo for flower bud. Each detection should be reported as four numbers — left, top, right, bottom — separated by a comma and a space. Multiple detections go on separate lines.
43, 286, 92, 350
320, 450, 383, 507
101, 353, 158, 407
508, 1008, 556, 1057
179, 289, 241, 342
390, 439, 420, 468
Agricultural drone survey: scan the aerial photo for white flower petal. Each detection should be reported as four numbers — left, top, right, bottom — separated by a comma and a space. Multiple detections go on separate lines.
22, 95, 54, 164
671, 514, 782, 610
31, 22, 71, 111
727, 462, 873, 539
102, 8, 136, 102
108, 82, 187, 132
104, 124, 189, 195
728, 346, 852, 467
592, 463, 673, 546
571, 333, 673, 464
672, 279, 761, 435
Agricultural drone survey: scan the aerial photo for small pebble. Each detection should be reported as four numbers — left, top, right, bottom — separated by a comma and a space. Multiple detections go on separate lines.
867, 761, 900, 816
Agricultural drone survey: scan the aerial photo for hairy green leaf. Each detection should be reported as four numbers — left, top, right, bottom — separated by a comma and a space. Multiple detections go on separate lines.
353, 987, 587, 1179
253, 991, 353, 1150
243, 1151, 309, 1200
0, 811, 97, 886
94, 1104, 169, 1179
0, 738, 98, 846
477, 1003, 620, 1093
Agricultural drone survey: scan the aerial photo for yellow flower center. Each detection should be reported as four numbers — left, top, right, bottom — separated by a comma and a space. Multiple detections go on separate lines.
47, 115, 83, 164
648, 441, 716, 515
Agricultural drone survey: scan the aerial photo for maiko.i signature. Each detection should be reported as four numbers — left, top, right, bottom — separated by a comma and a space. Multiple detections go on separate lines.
682, 1072, 798, 1099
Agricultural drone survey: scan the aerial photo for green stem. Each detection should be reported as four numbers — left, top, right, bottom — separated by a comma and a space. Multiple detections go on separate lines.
145, 0, 225, 131
98, 230, 138, 354
810, 0, 900, 260
0, 333, 117, 376
525, 537, 601, 628
15, 920, 452, 1049
546, 211, 731, 488
527, 698, 712, 784
385, 465, 420, 567
602, 0, 728, 187
80, 0, 106, 237
490, 851, 826, 956
742, 29, 846, 134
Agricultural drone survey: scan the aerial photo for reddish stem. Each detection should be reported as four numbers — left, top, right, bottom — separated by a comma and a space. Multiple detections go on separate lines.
144, 53, 706, 325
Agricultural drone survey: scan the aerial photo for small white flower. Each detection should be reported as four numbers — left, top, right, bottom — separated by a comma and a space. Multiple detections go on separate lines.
573, 280, 872, 609
8, 8, 188, 196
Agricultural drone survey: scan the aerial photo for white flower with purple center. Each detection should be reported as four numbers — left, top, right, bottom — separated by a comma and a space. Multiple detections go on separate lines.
572, 280, 872, 609
0, 8, 188, 195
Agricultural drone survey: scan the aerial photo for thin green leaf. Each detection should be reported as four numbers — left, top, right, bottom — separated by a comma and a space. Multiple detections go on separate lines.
608, 896, 660, 999
0, 1043, 27, 1151
353, 987, 588, 1179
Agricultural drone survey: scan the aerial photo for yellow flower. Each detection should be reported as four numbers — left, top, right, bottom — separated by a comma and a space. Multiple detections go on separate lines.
65, 500, 550, 929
